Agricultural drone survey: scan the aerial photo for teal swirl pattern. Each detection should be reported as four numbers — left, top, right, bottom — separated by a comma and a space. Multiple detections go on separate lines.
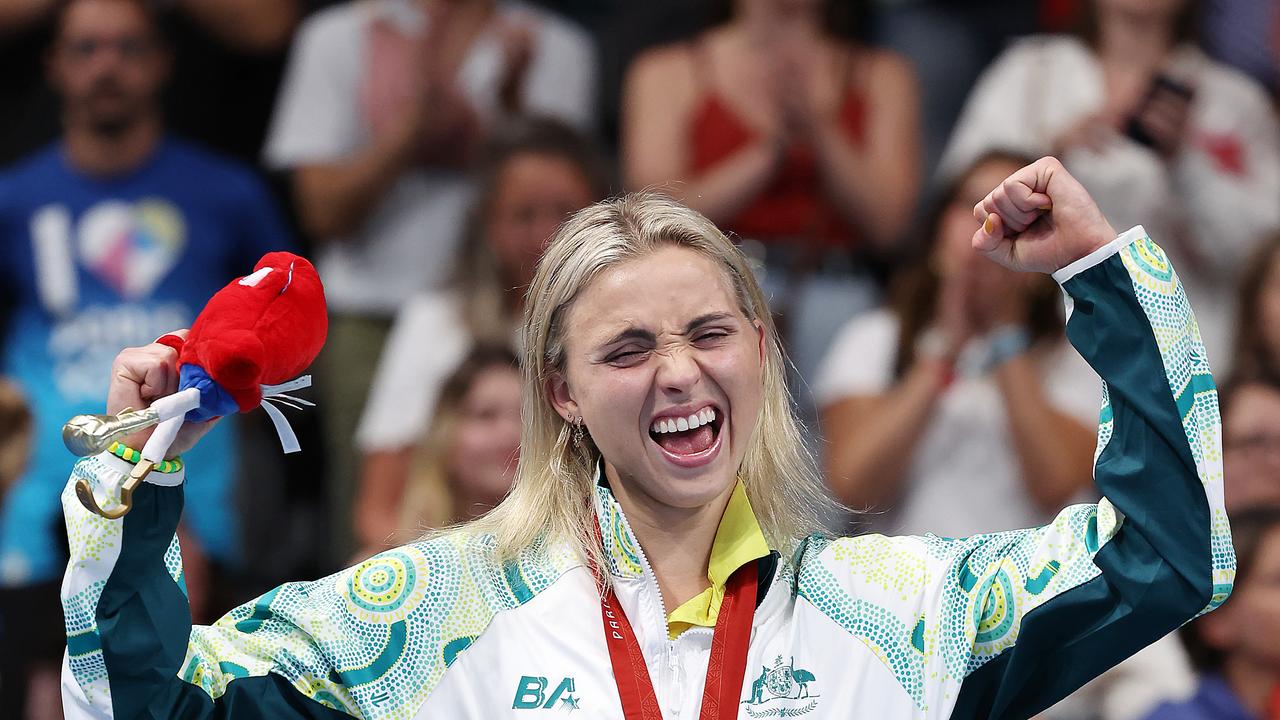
596, 485, 644, 578
343, 549, 428, 624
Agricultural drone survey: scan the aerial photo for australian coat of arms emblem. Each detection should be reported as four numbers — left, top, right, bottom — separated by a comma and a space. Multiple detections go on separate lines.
741, 656, 819, 717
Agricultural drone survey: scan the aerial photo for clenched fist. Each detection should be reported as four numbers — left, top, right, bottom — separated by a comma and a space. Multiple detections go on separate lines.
107, 329, 217, 458
971, 156, 1117, 275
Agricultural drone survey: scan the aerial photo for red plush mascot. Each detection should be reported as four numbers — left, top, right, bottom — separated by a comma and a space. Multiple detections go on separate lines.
66, 252, 327, 518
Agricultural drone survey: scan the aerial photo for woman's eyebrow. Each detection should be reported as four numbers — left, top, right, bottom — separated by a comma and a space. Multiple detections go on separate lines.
686, 312, 735, 330
600, 327, 655, 347
597, 312, 738, 349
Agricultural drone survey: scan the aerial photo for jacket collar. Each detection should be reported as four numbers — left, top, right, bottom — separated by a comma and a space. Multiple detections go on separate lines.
590, 461, 773, 639
592, 465, 647, 581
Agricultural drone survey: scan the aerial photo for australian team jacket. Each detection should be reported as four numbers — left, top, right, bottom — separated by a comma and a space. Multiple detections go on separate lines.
59, 228, 1234, 719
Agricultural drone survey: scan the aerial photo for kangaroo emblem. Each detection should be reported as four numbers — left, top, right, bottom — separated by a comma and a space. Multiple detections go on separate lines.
742, 656, 820, 716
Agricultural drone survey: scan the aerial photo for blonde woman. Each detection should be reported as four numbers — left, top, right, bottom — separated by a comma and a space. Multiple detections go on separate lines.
60, 158, 1232, 719
357, 345, 522, 556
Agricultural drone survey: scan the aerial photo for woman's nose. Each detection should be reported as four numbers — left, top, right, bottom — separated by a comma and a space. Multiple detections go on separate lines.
655, 346, 700, 394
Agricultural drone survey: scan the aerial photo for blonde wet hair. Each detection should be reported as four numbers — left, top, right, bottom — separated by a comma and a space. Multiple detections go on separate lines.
462, 193, 836, 575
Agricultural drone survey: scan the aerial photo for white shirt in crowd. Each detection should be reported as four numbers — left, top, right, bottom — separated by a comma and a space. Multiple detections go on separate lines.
940, 35, 1280, 366
263, 0, 596, 317
356, 291, 520, 452
814, 308, 1101, 538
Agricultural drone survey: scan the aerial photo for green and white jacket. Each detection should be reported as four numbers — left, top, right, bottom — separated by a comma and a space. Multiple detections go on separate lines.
60, 229, 1234, 719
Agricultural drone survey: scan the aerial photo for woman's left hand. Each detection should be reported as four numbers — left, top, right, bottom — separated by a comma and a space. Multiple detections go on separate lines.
971, 157, 1116, 275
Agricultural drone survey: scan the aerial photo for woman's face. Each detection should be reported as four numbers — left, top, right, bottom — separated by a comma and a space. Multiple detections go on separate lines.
487, 153, 598, 291
1223, 383, 1280, 512
447, 364, 523, 509
1203, 527, 1280, 670
1093, 0, 1188, 24
1257, 249, 1280, 371
552, 245, 764, 515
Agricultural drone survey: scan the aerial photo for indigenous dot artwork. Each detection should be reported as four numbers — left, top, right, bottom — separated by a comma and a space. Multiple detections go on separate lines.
60, 451, 581, 719
596, 485, 645, 578
180, 532, 578, 717
794, 501, 1110, 711
61, 455, 139, 710
785, 235, 1226, 712
1118, 236, 1235, 609
794, 535, 927, 707
163, 534, 187, 595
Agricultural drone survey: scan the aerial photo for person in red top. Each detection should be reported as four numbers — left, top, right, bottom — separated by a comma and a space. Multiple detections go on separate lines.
620, 0, 922, 386
622, 0, 921, 256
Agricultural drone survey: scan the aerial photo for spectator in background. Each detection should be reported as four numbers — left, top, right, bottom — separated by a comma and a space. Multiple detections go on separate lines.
1143, 505, 1280, 720
356, 345, 520, 555
264, 0, 596, 562
0, 0, 300, 166
814, 151, 1098, 537
621, 0, 922, 383
353, 118, 608, 550
1221, 380, 1280, 511
0, 0, 291, 715
941, 0, 1280, 364
1231, 235, 1280, 383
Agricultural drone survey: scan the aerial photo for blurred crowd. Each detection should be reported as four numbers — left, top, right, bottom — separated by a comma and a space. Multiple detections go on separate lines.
1, 0, 1279, 718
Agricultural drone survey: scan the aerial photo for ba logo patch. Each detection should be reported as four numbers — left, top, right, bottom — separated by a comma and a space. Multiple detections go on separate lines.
741, 656, 819, 717
512, 675, 580, 711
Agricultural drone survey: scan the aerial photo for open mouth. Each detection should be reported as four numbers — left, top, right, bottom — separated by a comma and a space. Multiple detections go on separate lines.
648, 406, 724, 467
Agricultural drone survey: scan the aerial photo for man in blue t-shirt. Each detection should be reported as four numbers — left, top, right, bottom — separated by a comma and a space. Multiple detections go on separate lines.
0, 0, 291, 711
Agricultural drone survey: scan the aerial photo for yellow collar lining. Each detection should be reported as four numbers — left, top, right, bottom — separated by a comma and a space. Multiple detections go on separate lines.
666, 481, 770, 639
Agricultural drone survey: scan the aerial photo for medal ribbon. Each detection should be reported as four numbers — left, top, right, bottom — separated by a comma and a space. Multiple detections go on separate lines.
595, 550, 758, 720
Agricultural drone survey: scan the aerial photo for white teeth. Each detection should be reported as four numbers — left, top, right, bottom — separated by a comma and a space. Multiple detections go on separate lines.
650, 408, 718, 435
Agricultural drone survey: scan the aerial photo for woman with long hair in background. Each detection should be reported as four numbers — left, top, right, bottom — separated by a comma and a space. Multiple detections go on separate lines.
357, 345, 520, 555
352, 118, 609, 550
815, 151, 1098, 538
621, 0, 922, 382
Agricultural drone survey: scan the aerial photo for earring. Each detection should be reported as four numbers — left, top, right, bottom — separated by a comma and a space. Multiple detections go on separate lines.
572, 416, 584, 448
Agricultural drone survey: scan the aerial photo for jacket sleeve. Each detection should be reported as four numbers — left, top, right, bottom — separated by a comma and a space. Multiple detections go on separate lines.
798, 228, 1232, 718
941, 227, 1233, 718
61, 454, 354, 719
60, 453, 522, 719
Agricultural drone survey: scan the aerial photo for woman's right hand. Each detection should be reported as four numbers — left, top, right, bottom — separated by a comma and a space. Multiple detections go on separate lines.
107, 330, 218, 458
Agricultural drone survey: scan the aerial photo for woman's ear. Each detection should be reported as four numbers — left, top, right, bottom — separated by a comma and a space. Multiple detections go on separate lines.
546, 371, 579, 422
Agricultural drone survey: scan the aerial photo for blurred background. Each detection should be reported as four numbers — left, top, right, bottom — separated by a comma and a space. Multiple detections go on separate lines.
1, 0, 1279, 718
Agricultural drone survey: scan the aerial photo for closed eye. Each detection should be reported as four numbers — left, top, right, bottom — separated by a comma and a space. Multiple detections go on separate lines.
607, 349, 649, 366
693, 329, 732, 345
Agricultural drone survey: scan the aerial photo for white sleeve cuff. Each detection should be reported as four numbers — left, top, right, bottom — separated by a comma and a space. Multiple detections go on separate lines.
1051, 225, 1147, 285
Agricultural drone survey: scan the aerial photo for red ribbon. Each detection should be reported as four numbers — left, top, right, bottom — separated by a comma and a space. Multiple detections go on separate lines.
596, 558, 758, 719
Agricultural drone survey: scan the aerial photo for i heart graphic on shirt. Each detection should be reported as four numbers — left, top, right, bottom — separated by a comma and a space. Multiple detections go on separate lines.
78, 198, 187, 299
